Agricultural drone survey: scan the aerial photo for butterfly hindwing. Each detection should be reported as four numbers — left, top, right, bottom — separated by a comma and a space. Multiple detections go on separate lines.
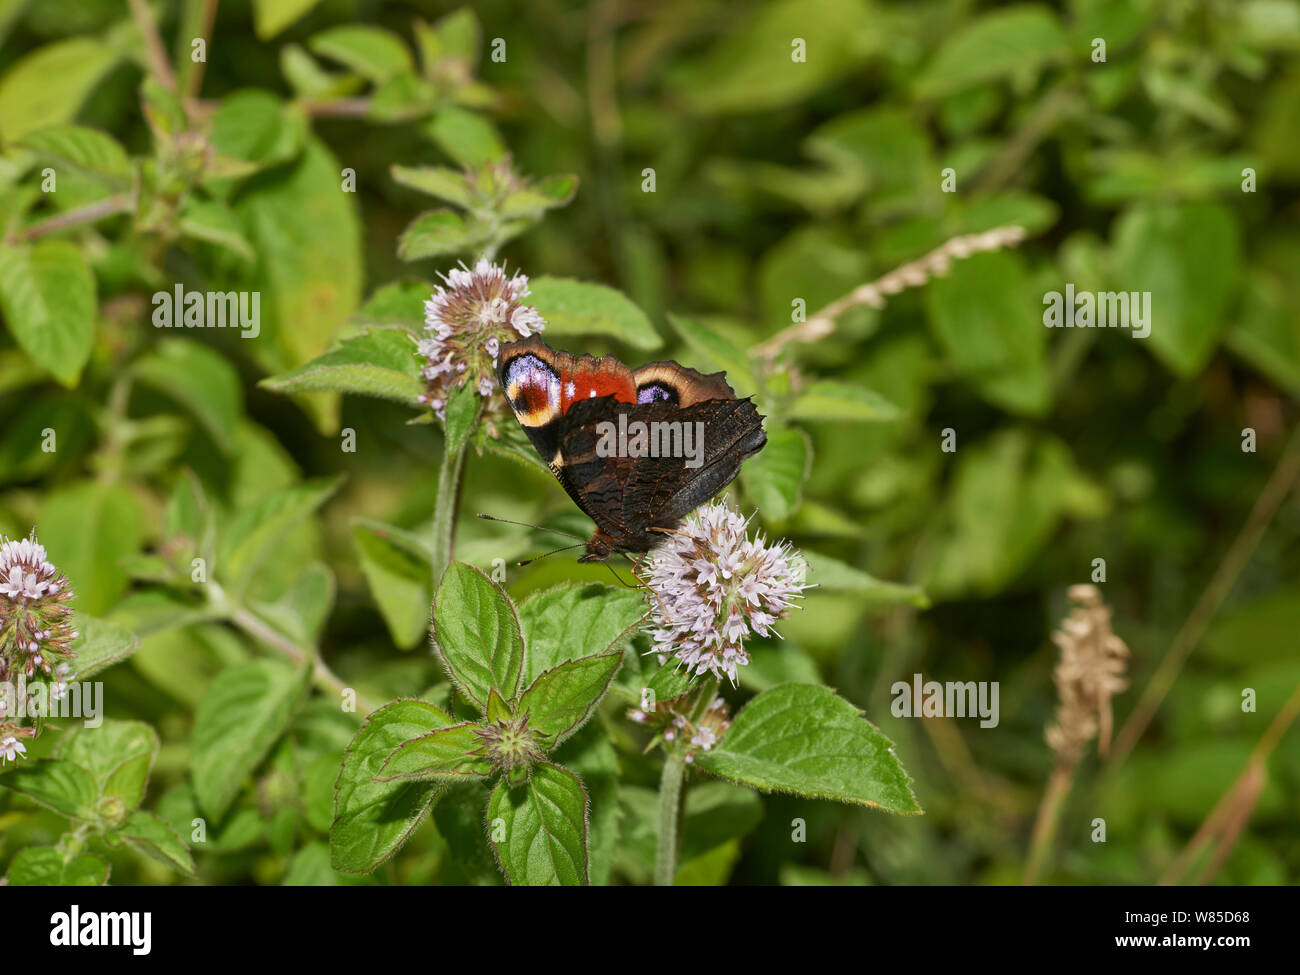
497, 336, 767, 558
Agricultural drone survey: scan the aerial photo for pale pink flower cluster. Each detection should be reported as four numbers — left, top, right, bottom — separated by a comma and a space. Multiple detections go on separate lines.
644, 501, 808, 684
0, 530, 78, 766
417, 259, 546, 419
0, 531, 78, 683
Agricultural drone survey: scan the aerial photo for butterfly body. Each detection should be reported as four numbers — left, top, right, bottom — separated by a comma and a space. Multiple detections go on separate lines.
497, 336, 766, 561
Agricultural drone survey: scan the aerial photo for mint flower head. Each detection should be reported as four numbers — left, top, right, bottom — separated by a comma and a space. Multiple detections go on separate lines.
0, 530, 78, 683
644, 501, 809, 684
416, 258, 546, 419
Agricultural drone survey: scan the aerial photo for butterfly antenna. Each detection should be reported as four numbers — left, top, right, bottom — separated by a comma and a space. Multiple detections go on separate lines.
476, 512, 585, 541
515, 543, 585, 567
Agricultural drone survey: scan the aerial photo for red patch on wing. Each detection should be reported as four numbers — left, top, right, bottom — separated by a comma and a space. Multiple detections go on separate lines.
560, 367, 636, 413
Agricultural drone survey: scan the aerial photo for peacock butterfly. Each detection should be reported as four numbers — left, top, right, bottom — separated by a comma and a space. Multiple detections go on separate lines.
497, 335, 766, 562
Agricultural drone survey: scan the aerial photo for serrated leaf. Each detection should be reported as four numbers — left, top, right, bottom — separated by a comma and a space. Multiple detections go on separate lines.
0, 240, 96, 387
488, 762, 589, 885
6, 848, 108, 886
517, 583, 648, 682
261, 328, 424, 405
397, 208, 497, 260
17, 125, 131, 188
331, 699, 450, 873
528, 277, 661, 350
69, 613, 140, 679
390, 165, 475, 207
0, 759, 98, 820
518, 651, 622, 746
375, 722, 490, 781
112, 810, 195, 875
57, 719, 158, 814
432, 562, 525, 709
191, 660, 305, 819
694, 683, 921, 811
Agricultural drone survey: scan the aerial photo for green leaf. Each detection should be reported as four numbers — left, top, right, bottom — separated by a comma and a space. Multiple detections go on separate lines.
233, 137, 362, 372
916, 5, 1068, 97
499, 176, 578, 217
253, 0, 325, 40
57, 719, 158, 814
740, 426, 809, 521
432, 562, 525, 710
177, 198, 258, 261
191, 660, 305, 819
443, 376, 480, 452
6, 848, 108, 886
518, 651, 623, 746
390, 165, 475, 208
209, 90, 306, 173
111, 810, 195, 875
0, 240, 96, 387
17, 125, 131, 188
68, 613, 140, 679
488, 762, 589, 885
694, 684, 921, 812
431, 7, 482, 66
218, 477, 342, 593
802, 550, 929, 607
353, 521, 433, 649
309, 25, 414, 82
283, 840, 378, 885
397, 208, 497, 260
517, 583, 648, 682
788, 380, 901, 422
526, 277, 662, 350
0, 759, 98, 820
551, 722, 618, 885
331, 699, 450, 873
133, 339, 243, 454
0, 37, 121, 141
668, 0, 882, 115
261, 328, 424, 405
423, 107, 505, 168
924, 250, 1049, 416
38, 480, 142, 615
1112, 201, 1241, 377
668, 313, 755, 389
375, 722, 490, 781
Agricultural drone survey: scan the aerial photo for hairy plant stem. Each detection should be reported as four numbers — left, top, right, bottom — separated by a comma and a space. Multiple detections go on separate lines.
654, 682, 716, 886
15, 195, 134, 244
655, 752, 685, 887
431, 442, 467, 585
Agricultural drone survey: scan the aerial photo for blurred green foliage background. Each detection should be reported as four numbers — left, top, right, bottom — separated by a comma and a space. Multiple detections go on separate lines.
0, 0, 1298, 884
